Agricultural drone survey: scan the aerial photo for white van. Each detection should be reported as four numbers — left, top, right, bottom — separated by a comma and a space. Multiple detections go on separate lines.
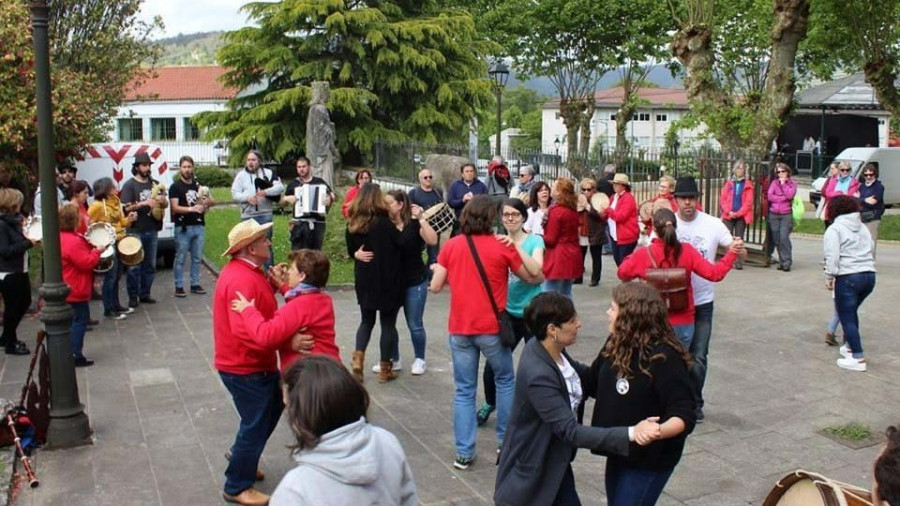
809, 147, 900, 208
76, 143, 177, 266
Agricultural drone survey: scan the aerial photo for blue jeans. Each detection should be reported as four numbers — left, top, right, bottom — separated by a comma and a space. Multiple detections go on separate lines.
251, 214, 274, 270
605, 459, 675, 506
612, 241, 637, 266
449, 334, 514, 458
834, 272, 876, 358
672, 323, 695, 350
126, 231, 158, 299
690, 301, 714, 409
827, 311, 841, 334
391, 280, 427, 360
219, 371, 283, 496
543, 279, 573, 299
69, 302, 89, 359
101, 254, 122, 314
174, 225, 205, 289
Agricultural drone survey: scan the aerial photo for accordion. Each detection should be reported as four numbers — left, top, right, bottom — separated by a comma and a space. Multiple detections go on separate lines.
294, 184, 328, 219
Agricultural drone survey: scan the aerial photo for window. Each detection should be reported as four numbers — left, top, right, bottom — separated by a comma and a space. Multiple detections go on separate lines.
183, 118, 201, 141
632, 113, 650, 121
118, 118, 143, 141
656, 114, 668, 122
610, 114, 617, 121
150, 118, 176, 141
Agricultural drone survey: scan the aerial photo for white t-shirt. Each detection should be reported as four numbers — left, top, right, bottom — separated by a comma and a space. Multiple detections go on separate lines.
608, 193, 620, 240
676, 211, 732, 305
558, 355, 583, 413
524, 208, 545, 236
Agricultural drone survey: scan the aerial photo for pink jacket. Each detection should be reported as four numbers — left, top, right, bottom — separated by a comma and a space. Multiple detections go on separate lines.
719, 179, 755, 224
767, 179, 797, 215
823, 176, 860, 200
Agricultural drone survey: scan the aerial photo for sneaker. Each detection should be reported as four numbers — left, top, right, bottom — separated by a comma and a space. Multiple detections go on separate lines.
105, 312, 127, 320
839, 344, 852, 359
190, 285, 207, 295
372, 359, 402, 373
411, 358, 427, 375
836, 356, 867, 372
128, 298, 139, 309
115, 306, 135, 314
824, 332, 840, 346
476, 402, 495, 427
695, 408, 705, 424
74, 357, 95, 367
174, 287, 186, 298
453, 455, 475, 470
139, 296, 157, 304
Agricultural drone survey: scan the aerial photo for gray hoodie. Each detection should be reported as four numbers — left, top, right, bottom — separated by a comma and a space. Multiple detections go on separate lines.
270, 418, 418, 506
824, 213, 875, 279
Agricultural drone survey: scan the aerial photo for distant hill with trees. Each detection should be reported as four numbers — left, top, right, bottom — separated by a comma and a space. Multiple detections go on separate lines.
155, 31, 223, 65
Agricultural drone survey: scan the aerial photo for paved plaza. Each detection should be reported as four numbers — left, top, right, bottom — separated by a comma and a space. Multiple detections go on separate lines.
3, 236, 898, 505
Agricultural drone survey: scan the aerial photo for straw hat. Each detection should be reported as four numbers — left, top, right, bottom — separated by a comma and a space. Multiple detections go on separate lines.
612, 173, 631, 186
221, 219, 273, 257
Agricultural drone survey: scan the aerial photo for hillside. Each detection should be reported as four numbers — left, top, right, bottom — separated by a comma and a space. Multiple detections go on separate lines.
155, 31, 224, 66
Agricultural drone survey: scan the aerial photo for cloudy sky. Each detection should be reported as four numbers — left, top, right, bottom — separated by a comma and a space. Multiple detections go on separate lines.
137, 0, 250, 39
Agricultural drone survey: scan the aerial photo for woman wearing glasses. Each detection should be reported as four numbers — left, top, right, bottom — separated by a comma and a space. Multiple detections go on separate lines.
767, 163, 797, 272
823, 161, 860, 228
857, 163, 884, 258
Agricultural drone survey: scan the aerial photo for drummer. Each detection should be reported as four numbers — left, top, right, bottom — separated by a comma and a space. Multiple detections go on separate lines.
88, 177, 137, 320
60, 204, 105, 367
408, 168, 444, 269
576, 178, 606, 287
642, 176, 679, 236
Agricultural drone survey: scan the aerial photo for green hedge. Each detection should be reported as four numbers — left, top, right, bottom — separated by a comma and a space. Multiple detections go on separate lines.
195, 166, 233, 187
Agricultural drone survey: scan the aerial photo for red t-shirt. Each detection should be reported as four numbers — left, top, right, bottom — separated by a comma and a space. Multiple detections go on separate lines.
438, 234, 523, 335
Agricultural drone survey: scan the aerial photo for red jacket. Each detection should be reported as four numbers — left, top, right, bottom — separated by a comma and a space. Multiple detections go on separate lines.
719, 179, 755, 224
341, 185, 360, 219
60, 231, 101, 303
237, 290, 340, 372
617, 239, 736, 325
605, 191, 639, 244
213, 259, 279, 374
542, 204, 583, 280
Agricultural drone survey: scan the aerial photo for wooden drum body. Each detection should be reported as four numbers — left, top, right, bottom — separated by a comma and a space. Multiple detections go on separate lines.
422, 202, 455, 235
763, 470, 872, 506
117, 236, 144, 267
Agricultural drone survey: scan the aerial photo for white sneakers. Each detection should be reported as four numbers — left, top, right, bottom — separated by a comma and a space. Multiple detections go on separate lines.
411, 358, 427, 375
839, 344, 851, 359
836, 345, 866, 371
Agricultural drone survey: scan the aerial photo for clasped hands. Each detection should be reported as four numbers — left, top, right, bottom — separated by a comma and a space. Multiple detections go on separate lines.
633, 416, 662, 446
229, 290, 315, 355
728, 237, 747, 259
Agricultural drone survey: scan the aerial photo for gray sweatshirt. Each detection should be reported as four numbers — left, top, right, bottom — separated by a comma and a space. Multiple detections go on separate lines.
823, 213, 875, 279
270, 418, 418, 506
231, 167, 284, 219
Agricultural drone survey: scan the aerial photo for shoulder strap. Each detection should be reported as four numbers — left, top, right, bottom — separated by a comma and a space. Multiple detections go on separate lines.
465, 235, 501, 319
647, 245, 658, 268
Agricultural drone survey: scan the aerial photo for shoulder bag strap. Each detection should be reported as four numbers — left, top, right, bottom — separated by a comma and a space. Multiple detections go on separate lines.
465, 235, 502, 319
646, 244, 658, 268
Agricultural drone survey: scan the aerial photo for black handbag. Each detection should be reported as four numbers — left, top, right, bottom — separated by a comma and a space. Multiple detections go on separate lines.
465, 235, 517, 348
860, 210, 876, 223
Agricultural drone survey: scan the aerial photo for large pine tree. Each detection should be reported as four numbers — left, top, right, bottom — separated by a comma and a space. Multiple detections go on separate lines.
196, 0, 495, 165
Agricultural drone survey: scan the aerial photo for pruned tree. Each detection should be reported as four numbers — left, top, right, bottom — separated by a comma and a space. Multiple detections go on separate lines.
195, 0, 495, 166
670, 0, 811, 154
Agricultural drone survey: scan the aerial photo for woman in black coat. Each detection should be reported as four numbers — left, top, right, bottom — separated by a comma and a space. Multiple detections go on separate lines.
0, 188, 35, 355
495, 292, 661, 506
346, 183, 402, 383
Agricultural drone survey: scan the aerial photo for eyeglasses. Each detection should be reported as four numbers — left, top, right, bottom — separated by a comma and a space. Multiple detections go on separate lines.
839, 169, 851, 172
422, 175, 433, 179
776, 170, 787, 174
501, 212, 522, 220
580, 187, 593, 192
864, 173, 875, 177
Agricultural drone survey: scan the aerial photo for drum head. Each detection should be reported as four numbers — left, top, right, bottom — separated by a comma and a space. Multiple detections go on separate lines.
652, 198, 673, 214
100, 244, 115, 258
86, 223, 115, 249
118, 236, 142, 255
25, 219, 42, 241
421, 202, 447, 220
590, 193, 609, 211
639, 201, 654, 221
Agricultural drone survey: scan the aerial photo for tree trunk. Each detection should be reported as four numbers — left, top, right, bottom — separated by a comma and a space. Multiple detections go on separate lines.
559, 98, 584, 175
579, 96, 595, 161
864, 56, 900, 124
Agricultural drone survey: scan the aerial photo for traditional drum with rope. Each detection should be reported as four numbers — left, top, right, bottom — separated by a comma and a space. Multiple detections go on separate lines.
638, 200, 654, 221
763, 470, 872, 506
117, 236, 145, 267
94, 245, 116, 273
421, 202, 455, 235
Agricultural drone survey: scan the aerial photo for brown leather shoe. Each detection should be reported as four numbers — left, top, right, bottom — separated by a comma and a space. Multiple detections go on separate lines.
223, 487, 270, 505
379, 360, 399, 383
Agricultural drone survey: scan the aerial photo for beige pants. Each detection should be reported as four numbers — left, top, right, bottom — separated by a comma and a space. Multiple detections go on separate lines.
864, 219, 880, 259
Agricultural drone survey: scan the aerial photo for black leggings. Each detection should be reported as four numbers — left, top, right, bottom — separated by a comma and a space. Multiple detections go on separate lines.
355, 306, 400, 362
0, 272, 32, 347
483, 314, 529, 406
580, 244, 603, 283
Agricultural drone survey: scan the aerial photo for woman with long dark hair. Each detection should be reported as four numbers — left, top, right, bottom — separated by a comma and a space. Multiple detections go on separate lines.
618, 208, 740, 348
523, 181, 551, 235
542, 178, 582, 298
0, 188, 35, 355
588, 283, 695, 506
347, 183, 403, 383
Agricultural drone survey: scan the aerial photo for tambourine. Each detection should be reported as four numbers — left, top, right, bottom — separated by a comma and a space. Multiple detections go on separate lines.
590, 192, 610, 211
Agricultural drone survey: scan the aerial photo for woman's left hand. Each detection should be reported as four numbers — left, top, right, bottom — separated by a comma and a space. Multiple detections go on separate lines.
230, 291, 254, 313
494, 234, 514, 247
865, 196, 877, 205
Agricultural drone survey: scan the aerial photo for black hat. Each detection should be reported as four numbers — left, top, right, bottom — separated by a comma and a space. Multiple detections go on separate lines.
132, 152, 153, 166
673, 176, 700, 197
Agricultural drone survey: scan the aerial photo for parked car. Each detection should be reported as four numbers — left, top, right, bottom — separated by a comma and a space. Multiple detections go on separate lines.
809, 147, 900, 208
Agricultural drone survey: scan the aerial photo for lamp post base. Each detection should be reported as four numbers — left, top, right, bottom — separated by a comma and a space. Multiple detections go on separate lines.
46, 412, 92, 449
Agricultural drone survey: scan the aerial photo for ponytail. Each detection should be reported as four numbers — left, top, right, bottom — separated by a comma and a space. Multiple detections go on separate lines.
652, 208, 681, 264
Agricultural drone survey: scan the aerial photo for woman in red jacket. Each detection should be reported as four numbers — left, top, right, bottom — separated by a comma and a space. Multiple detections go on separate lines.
341, 169, 373, 219
59, 204, 104, 367
719, 160, 755, 269
542, 178, 582, 299
618, 208, 741, 348
602, 174, 639, 266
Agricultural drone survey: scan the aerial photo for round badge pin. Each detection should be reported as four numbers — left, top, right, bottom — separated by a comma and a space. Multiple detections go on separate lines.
616, 378, 630, 395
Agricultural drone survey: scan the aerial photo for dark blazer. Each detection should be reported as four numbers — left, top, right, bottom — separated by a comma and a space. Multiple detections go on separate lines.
495, 338, 630, 506
0, 214, 32, 273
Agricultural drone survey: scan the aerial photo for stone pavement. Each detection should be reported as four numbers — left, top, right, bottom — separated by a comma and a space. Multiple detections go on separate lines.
3, 236, 898, 505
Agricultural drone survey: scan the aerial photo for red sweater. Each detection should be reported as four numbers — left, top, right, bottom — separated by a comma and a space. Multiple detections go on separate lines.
237, 290, 340, 372
606, 191, 639, 244
617, 239, 736, 325
60, 231, 101, 303
543, 204, 583, 280
213, 259, 279, 374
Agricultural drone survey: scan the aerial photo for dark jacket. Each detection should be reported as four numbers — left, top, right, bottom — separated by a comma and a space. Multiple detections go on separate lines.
0, 214, 32, 273
858, 179, 885, 221
346, 215, 402, 311
495, 338, 630, 506
447, 179, 488, 217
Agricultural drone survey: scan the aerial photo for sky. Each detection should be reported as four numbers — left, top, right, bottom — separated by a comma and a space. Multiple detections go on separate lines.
137, 0, 250, 39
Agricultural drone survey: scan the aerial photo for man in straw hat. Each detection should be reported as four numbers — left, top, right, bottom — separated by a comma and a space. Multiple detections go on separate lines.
599, 173, 639, 266
213, 219, 311, 505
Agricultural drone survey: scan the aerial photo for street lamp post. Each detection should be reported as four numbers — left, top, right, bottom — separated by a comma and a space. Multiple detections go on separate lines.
488, 61, 509, 157
30, 0, 92, 448
554, 136, 561, 176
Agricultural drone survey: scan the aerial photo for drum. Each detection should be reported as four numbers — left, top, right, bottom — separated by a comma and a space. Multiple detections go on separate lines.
763, 470, 872, 506
117, 236, 144, 267
652, 198, 673, 215
24, 216, 42, 242
590, 192, 610, 212
638, 200, 654, 221
421, 202, 455, 234
94, 245, 115, 273
86, 222, 116, 250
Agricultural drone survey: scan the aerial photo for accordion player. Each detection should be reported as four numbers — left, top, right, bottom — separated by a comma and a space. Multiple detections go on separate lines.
293, 184, 329, 219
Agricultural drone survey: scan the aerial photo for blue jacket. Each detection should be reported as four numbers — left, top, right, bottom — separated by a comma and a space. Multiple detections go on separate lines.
858, 179, 885, 221
447, 178, 487, 216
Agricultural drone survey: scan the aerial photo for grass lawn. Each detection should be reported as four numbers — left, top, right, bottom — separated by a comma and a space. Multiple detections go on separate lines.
203, 193, 355, 284
794, 214, 900, 240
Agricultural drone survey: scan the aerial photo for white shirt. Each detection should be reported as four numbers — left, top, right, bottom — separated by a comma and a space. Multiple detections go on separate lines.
675, 211, 732, 305
558, 355, 583, 413
608, 192, 620, 240
524, 208, 546, 236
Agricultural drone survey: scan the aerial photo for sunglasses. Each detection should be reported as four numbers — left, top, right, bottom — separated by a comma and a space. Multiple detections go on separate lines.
864, 173, 875, 177
519, 174, 529, 178
580, 187, 592, 192
839, 169, 851, 172
776, 170, 787, 174
422, 175, 433, 179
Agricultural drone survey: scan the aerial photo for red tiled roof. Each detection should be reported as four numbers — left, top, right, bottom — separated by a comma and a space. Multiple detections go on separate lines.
124, 66, 238, 102
543, 87, 689, 108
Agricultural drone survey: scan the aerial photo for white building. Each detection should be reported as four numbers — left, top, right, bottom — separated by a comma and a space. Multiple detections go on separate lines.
109, 66, 237, 166
541, 87, 716, 154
